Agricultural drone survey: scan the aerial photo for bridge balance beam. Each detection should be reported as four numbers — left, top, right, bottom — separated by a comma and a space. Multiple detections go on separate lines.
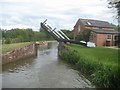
40, 20, 87, 46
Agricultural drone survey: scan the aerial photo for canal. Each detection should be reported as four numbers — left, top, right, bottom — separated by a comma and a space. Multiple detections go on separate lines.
2, 42, 94, 88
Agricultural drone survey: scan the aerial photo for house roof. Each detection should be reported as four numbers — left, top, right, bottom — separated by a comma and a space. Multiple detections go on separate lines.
92, 29, 119, 34
79, 18, 114, 28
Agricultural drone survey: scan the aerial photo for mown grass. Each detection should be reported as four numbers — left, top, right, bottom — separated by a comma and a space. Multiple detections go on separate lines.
60, 44, 119, 88
2, 42, 32, 54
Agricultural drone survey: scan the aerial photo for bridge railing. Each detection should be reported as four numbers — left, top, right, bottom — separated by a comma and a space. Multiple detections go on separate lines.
40, 19, 87, 46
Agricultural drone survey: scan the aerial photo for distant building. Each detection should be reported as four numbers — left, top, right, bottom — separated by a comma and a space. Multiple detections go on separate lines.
73, 18, 119, 46
89, 30, 119, 46
73, 18, 114, 40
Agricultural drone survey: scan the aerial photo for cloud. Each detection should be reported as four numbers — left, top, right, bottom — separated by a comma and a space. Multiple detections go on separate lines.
0, 0, 118, 31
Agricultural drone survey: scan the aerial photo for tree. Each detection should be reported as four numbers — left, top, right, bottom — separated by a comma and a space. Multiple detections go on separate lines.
26, 28, 34, 41
39, 27, 54, 40
82, 29, 92, 42
5, 38, 11, 44
2, 27, 55, 44
76, 33, 83, 41
76, 29, 92, 42
108, 0, 120, 16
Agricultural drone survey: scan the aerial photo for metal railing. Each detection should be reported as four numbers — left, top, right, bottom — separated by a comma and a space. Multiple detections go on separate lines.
40, 19, 87, 46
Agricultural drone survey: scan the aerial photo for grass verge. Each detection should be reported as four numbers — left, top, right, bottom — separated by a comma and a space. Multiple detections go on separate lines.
2, 42, 32, 54
60, 44, 119, 88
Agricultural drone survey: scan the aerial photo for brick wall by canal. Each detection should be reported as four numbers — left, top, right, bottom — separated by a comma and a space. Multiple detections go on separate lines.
2, 41, 48, 65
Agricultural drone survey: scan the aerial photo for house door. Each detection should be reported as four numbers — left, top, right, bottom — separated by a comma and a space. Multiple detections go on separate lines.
106, 41, 110, 46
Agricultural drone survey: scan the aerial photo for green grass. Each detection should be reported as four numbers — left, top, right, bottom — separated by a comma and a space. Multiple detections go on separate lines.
69, 44, 118, 67
2, 42, 32, 54
60, 44, 119, 88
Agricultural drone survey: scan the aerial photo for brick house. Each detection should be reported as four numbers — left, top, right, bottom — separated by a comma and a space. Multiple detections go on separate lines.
73, 18, 119, 46
89, 30, 119, 46
73, 18, 114, 40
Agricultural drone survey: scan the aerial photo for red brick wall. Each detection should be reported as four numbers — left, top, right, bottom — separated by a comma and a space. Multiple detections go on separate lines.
96, 34, 106, 46
96, 34, 115, 46
90, 32, 116, 46
2, 44, 37, 65
73, 20, 85, 40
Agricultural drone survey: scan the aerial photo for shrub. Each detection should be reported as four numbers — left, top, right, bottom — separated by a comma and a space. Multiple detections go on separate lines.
61, 46, 79, 64
91, 65, 119, 88
5, 38, 11, 44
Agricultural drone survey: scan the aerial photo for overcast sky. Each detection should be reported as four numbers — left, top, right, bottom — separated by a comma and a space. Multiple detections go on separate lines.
0, 0, 118, 31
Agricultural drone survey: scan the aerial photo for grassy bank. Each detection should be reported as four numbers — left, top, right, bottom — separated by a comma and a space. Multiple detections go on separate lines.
60, 44, 119, 88
2, 42, 32, 54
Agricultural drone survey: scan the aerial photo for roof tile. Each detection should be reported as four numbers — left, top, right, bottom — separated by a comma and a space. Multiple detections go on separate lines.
79, 18, 113, 28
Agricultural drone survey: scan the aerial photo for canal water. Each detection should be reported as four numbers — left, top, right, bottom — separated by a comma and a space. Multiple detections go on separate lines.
2, 42, 94, 88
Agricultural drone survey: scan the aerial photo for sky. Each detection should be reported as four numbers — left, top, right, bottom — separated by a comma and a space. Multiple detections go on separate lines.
0, 0, 118, 31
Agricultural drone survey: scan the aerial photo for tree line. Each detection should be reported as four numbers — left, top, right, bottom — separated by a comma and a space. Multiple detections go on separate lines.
1, 27, 54, 44
1, 27, 74, 44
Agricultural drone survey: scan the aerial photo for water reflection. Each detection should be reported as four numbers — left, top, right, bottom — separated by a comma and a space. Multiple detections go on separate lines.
2, 57, 36, 73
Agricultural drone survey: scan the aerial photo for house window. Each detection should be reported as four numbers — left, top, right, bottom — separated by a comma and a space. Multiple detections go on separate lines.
114, 36, 118, 41
78, 25, 80, 33
107, 34, 111, 39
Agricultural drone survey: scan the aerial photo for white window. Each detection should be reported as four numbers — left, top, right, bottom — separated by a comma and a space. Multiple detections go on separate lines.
107, 34, 111, 39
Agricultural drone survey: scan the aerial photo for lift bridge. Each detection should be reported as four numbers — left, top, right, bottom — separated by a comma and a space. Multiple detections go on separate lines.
40, 19, 87, 46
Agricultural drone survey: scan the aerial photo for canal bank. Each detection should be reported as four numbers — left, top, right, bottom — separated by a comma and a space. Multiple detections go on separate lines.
2, 41, 48, 65
2, 42, 94, 88
59, 43, 119, 88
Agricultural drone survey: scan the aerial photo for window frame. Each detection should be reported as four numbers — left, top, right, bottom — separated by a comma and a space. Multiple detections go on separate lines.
107, 34, 111, 39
